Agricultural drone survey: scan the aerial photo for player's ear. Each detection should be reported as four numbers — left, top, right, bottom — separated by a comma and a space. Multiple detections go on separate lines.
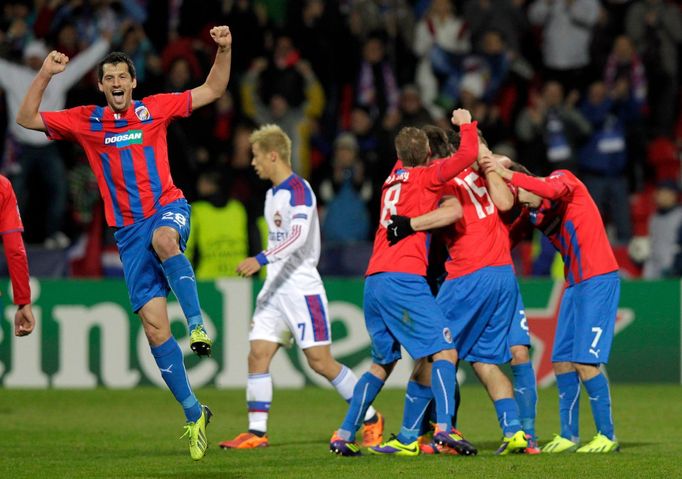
132, 78, 137, 89
97, 82, 104, 93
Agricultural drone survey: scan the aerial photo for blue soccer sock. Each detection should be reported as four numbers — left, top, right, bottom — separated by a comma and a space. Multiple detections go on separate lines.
337, 372, 384, 441
431, 360, 456, 430
151, 337, 201, 422
494, 398, 522, 437
583, 373, 615, 440
162, 254, 203, 331
556, 371, 581, 442
397, 381, 434, 444
512, 361, 537, 439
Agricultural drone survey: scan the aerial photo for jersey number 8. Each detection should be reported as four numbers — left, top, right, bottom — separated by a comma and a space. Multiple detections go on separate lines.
380, 183, 401, 227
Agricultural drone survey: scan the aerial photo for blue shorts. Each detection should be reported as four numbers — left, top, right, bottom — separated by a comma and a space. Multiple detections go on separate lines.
552, 271, 620, 364
114, 200, 191, 313
363, 273, 454, 364
437, 265, 519, 364
508, 292, 531, 348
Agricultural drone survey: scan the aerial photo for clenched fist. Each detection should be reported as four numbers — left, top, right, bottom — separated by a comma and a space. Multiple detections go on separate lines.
210, 26, 232, 52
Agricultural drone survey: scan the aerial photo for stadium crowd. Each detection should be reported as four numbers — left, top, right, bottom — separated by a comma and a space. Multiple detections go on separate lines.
0, 0, 681, 279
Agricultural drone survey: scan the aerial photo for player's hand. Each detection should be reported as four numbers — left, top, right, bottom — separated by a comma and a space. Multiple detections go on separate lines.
210, 25, 232, 53
479, 156, 512, 180
41, 50, 69, 76
387, 215, 415, 246
14, 304, 35, 337
236, 257, 261, 277
450, 108, 472, 127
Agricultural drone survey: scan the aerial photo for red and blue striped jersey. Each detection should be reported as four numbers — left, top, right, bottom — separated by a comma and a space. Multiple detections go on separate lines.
41, 91, 191, 227
509, 170, 619, 285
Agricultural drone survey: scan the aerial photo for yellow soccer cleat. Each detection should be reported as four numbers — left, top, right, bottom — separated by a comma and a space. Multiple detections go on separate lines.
181, 405, 213, 460
542, 434, 579, 453
189, 326, 212, 357
576, 433, 620, 453
368, 435, 420, 456
362, 412, 384, 447
495, 430, 528, 455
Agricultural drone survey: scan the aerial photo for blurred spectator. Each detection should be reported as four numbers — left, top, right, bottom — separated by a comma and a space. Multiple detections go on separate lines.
241, 41, 325, 179
185, 170, 249, 279
625, 0, 682, 137
413, 0, 470, 119
516, 81, 591, 175
642, 180, 682, 278
528, 0, 600, 94
319, 132, 372, 242
0, 36, 110, 246
356, 32, 400, 131
393, 84, 435, 132
0, 0, 33, 59
579, 80, 635, 244
463, 0, 528, 55
117, 20, 162, 94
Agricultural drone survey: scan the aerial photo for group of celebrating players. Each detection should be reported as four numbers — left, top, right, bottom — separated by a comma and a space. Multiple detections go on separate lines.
14, 24, 620, 461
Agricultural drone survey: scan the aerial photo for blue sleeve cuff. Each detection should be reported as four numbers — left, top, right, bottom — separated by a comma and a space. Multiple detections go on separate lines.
255, 252, 269, 266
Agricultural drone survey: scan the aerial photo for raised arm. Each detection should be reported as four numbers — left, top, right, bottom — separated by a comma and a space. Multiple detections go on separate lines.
435, 109, 479, 182
16, 51, 69, 131
191, 26, 233, 110
479, 158, 572, 200
481, 155, 514, 212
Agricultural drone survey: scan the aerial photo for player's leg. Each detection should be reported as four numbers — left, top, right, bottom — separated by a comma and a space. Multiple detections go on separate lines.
471, 362, 527, 455
220, 296, 287, 449
151, 202, 210, 356
302, 344, 382, 445
508, 291, 539, 451
139, 298, 211, 460
543, 285, 581, 452
396, 358, 434, 447
571, 273, 620, 453
511, 345, 539, 452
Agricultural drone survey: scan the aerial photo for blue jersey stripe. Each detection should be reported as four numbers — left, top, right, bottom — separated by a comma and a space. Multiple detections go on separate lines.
114, 118, 128, 129
100, 153, 124, 226
90, 106, 103, 132
119, 149, 144, 222
143, 146, 162, 207
565, 220, 583, 283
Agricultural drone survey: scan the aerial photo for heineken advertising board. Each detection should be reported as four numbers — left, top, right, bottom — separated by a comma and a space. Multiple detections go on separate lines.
0, 278, 679, 388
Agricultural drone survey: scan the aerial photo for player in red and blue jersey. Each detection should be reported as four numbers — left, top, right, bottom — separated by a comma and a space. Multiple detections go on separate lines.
481, 159, 621, 454
330, 109, 480, 457
16, 26, 234, 461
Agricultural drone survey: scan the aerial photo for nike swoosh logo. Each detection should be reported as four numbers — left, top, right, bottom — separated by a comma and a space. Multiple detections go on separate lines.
160, 364, 174, 374
589, 395, 599, 401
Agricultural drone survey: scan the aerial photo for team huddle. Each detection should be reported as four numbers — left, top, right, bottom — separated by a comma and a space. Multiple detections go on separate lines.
15, 25, 620, 460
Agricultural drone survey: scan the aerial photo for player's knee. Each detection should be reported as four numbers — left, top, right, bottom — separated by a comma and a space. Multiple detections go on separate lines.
510, 346, 530, 365
306, 355, 330, 375
152, 229, 180, 260
248, 348, 272, 371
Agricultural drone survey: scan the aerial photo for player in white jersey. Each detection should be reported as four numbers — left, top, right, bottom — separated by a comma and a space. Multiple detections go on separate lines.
219, 124, 383, 450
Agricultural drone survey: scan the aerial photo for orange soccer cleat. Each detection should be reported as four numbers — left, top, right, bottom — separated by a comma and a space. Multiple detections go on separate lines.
361, 412, 384, 447
219, 432, 269, 449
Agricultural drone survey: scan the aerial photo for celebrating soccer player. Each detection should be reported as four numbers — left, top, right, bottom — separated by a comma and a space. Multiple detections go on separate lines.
480, 158, 621, 453
15, 26, 234, 460
218, 124, 384, 451
330, 109, 479, 457
387, 140, 532, 455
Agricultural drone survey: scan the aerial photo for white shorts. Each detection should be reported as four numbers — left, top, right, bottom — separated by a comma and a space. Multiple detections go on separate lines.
249, 289, 332, 349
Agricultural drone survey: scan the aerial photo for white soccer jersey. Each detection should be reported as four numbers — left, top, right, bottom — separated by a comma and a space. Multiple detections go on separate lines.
255, 174, 323, 297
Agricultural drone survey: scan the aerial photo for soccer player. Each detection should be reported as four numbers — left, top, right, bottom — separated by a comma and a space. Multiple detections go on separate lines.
0, 175, 35, 337
218, 124, 383, 450
15, 26, 234, 460
330, 109, 480, 457
480, 158, 620, 453
387, 144, 530, 455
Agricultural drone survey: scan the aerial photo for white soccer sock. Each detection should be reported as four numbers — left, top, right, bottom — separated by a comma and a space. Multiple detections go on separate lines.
247, 373, 272, 434
331, 365, 378, 422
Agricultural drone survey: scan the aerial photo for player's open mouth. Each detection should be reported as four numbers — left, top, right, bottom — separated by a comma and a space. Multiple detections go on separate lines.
112, 90, 124, 98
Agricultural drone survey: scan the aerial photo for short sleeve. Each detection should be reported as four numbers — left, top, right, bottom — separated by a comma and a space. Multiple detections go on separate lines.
0, 177, 23, 234
144, 91, 193, 122
40, 106, 86, 141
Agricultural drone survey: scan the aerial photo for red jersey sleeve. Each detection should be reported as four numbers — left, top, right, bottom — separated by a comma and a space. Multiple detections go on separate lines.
509, 170, 573, 200
0, 176, 23, 234
144, 91, 193, 123
40, 106, 88, 141
434, 122, 479, 183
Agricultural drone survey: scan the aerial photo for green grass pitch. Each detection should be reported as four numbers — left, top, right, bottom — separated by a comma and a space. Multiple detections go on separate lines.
1, 385, 680, 478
